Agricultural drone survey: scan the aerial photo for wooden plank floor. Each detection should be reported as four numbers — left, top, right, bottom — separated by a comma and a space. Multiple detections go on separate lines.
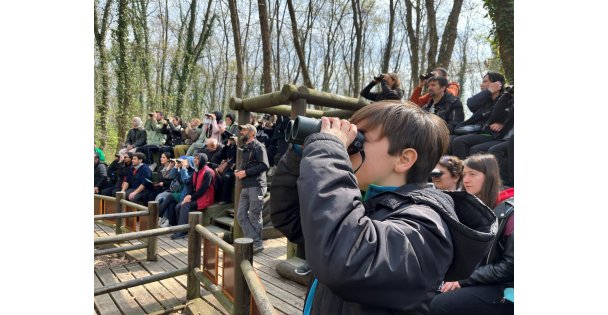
94, 222, 306, 315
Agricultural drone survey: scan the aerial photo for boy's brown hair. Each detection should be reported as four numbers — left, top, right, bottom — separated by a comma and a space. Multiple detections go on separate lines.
350, 100, 450, 184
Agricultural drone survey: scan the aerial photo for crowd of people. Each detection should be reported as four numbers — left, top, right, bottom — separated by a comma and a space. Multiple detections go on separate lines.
94, 109, 284, 240
94, 69, 514, 314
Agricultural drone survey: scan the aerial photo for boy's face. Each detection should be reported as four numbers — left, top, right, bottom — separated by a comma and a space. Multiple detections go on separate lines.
349, 125, 406, 191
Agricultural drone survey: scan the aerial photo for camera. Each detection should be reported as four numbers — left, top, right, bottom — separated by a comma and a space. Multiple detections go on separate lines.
419, 72, 435, 80
374, 73, 385, 81
284, 115, 364, 155
504, 85, 514, 95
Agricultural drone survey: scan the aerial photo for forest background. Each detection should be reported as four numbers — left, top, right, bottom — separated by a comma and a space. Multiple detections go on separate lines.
94, 0, 514, 156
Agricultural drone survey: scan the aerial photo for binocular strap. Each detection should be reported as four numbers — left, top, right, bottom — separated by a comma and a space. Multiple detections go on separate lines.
353, 150, 366, 174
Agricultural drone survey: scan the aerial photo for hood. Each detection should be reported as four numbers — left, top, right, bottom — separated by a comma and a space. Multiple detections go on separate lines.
379, 186, 497, 281
195, 153, 208, 170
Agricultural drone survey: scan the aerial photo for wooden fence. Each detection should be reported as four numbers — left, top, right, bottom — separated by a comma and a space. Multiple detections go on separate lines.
94, 195, 276, 315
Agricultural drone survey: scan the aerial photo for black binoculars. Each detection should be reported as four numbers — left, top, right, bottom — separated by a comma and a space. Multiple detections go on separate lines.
284, 115, 364, 155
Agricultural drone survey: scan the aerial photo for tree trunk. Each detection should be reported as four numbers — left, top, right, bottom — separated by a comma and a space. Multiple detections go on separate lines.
382, 0, 397, 73
484, 0, 514, 83
228, 0, 244, 98
115, 0, 133, 147
436, 0, 464, 69
94, 0, 114, 149
286, 0, 313, 88
350, 0, 363, 98
175, 0, 215, 117
258, 0, 273, 93
424, 0, 438, 72
405, 0, 420, 92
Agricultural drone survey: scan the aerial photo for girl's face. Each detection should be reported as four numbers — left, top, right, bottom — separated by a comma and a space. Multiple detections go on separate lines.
431, 164, 459, 191
160, 154, 169, 165
462, 165, 486, 197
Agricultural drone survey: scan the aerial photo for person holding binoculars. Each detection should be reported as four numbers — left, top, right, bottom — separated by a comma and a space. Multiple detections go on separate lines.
269, 100, 497, 314
360, 72, 404, 102
410, 67, 461, 108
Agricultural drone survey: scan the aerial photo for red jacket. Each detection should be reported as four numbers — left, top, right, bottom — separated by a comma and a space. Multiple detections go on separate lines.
192, 165, 216, 210
409, 82, 461, 107
496, 187, 514, 236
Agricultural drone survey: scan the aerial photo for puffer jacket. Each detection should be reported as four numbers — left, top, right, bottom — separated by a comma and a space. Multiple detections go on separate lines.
191, 153, 215, 210
271, 134, 497, 315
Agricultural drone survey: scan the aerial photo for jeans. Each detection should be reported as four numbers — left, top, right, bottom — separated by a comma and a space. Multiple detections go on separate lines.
236, 186, 266, 247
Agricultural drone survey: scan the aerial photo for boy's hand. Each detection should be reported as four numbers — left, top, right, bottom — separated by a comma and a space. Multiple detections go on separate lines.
320, 117, 358, 149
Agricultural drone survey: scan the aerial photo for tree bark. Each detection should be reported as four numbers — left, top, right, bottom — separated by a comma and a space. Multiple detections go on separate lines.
228, 0, 244, 98
94, 0, 114, 149
286, 0, 313, 88
350, 0, 363, 98
115, 0, 133, 147
436, 0, 464, 69
382, 0, 397, 73
257, 0, 273, 93
484, 0, 514, 83
405, 0, 420, 92
175, 0, 215, 117
424, 0, 438, 72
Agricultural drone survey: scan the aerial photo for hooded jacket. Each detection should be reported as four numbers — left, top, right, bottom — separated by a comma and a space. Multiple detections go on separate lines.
458, 89, 503, 129
145, 117, 167, 145
191, 153, 215, 210
459, 188, 514, 289
271, 134, 497, 315
167, 156, 195, 201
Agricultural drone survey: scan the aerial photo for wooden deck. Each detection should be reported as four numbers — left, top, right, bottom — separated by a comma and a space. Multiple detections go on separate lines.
94, 222, 307, 315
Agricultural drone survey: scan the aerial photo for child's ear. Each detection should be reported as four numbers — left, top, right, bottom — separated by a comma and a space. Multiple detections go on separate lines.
394, 148, 417, 174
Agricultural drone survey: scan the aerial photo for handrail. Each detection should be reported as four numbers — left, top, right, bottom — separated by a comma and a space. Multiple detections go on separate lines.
94, 210, 148, 220
94, 225, 188, 246
120, 199, 148, 211
195, 224, 235, 257
241, 260, 276, 315
94, 194, 117, 202
95, 267, 188, 296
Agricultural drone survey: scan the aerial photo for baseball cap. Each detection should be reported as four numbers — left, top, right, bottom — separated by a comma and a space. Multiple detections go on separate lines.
238, 124, 256, 132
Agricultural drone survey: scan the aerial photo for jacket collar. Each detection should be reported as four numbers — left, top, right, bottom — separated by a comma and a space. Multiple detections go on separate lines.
364, 183, 427, 210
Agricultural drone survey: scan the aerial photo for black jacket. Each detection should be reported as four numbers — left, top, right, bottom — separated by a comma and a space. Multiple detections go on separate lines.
125, 128, 147, 147
485, 92, 514, 140
94, 162, 109, 189
459, 90, 502, 129
360, 80, 404, 102
460, 197, 514, 288
271, 134, 497, 314
422, 92, 464, 134
161, 120, 184, 147
239, 140, 269, 188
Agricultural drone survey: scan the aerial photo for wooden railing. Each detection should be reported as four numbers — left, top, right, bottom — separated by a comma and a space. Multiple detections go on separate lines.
94, 199, 276, 314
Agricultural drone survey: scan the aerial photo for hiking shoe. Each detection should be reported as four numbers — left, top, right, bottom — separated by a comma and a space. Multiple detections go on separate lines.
160, 219, 170, 228
294, 261, 311, 276
253, 245, 264, 255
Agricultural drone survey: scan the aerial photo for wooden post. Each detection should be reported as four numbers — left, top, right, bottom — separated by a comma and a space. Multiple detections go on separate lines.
234, 238, 253, 315
146, 201, 159, 261
187, 211, 203, 300
233, 109, 251, 240
115, 192, 125, 234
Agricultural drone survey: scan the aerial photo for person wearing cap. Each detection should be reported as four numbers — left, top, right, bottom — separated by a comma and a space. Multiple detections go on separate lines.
235, 123, 269, 253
